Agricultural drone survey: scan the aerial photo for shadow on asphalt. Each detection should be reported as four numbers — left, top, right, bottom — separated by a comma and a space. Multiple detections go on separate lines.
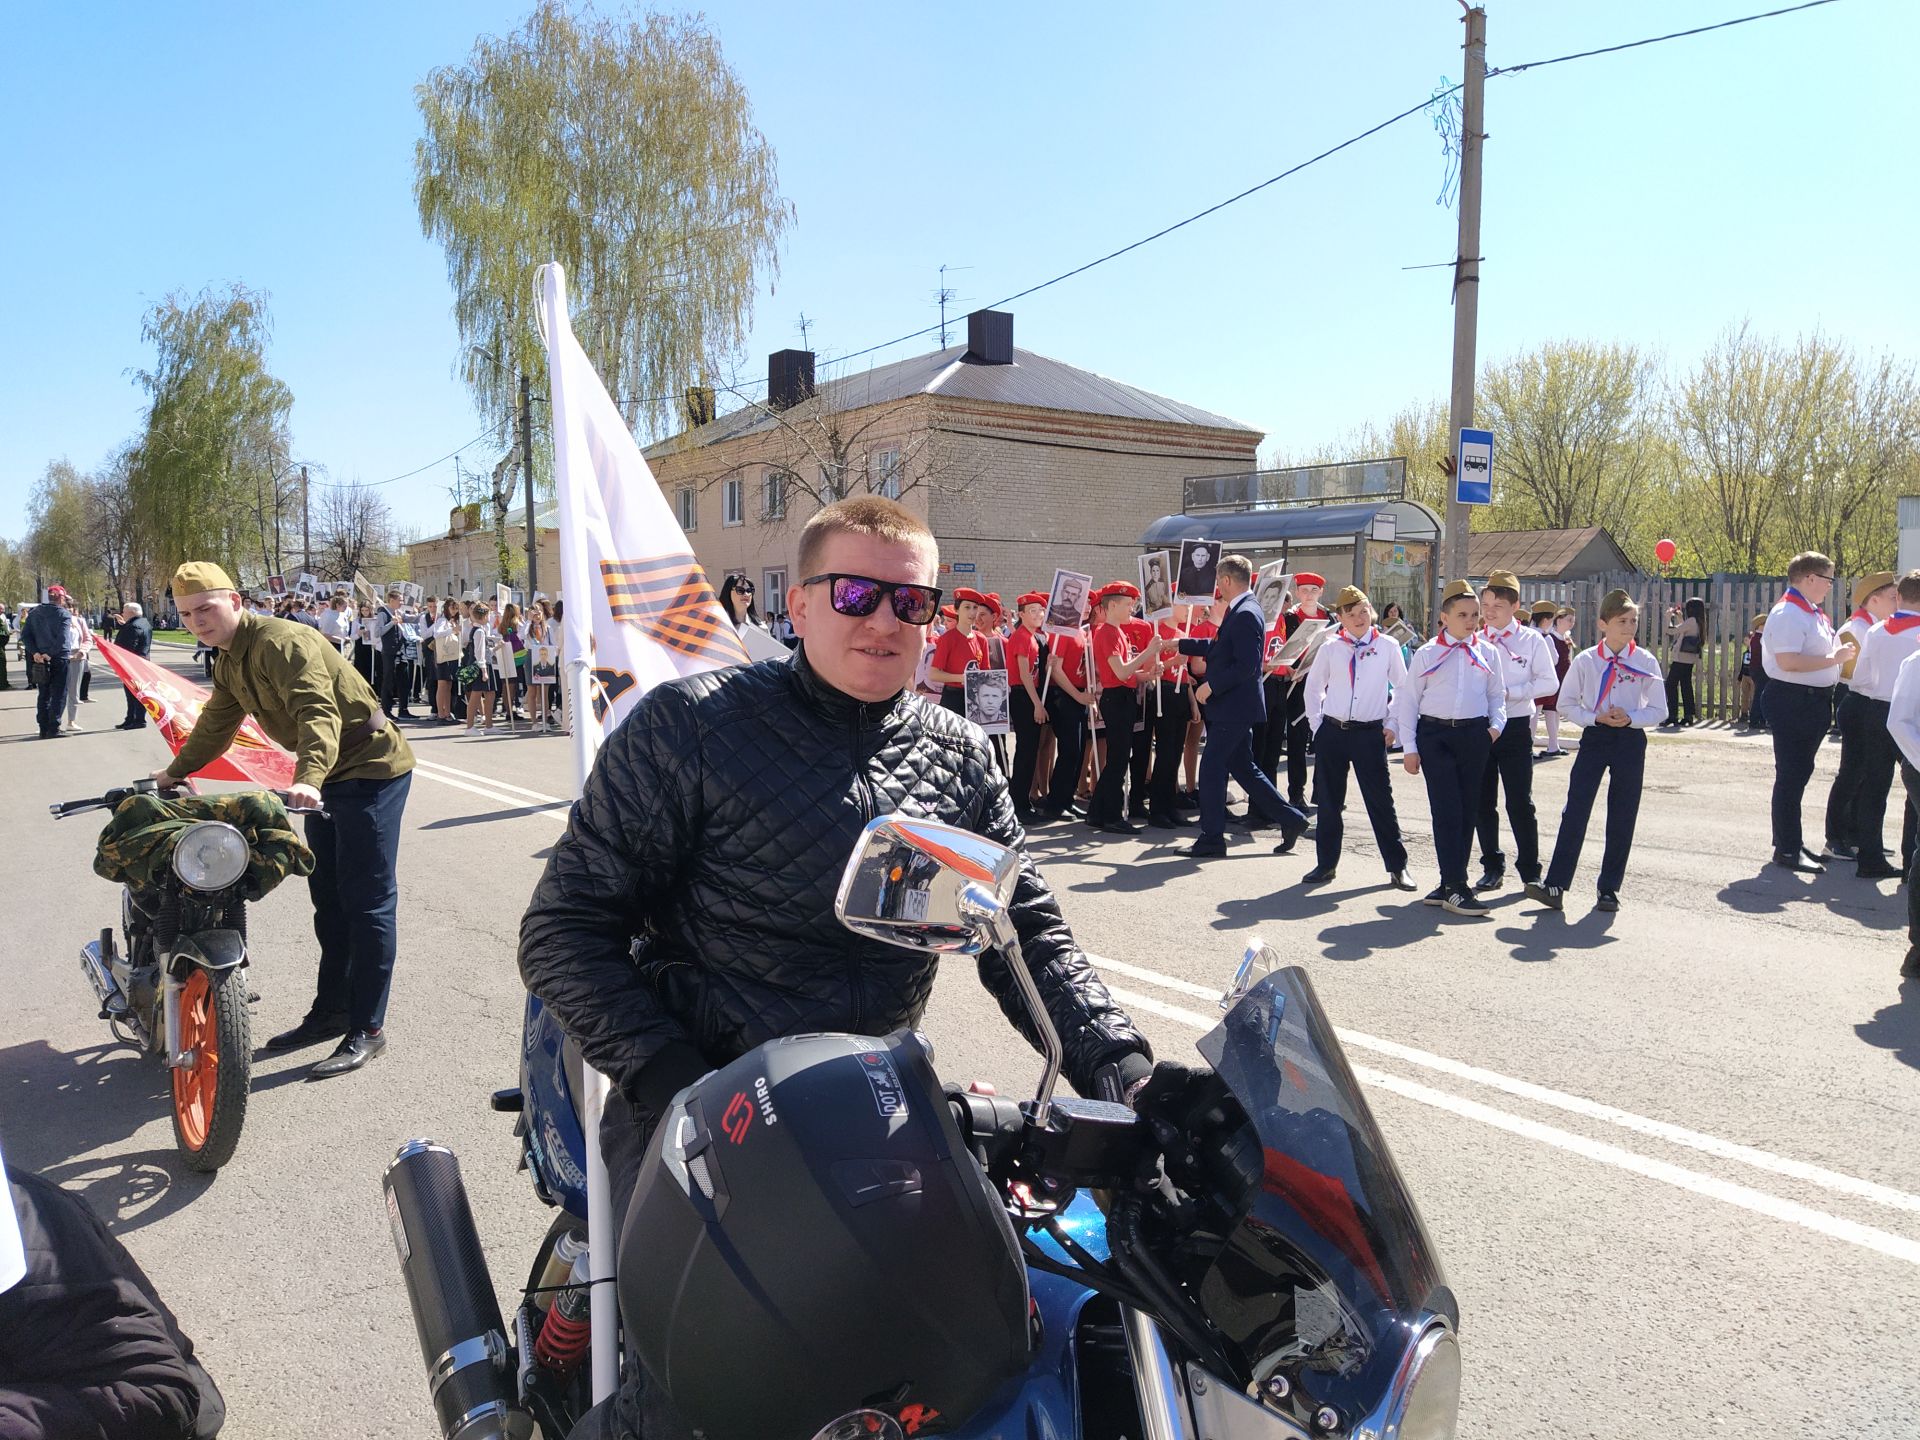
1715, 864, 1904, 932
1493, 909, 1619, 962
1855, 978, 1920, 1072
421, 802, 571, 829
0, 1038, 215, 1230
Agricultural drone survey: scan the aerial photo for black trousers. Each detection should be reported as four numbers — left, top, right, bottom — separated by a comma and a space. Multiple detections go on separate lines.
303, 771, 411, 1031
1824, 690, 1876, 850
1416, 720, 1492, 893
1664, 663, 1698, 724
1839, 695, 1898, 859
1045, 702, 1088, 812
1127, 683, 1157, 816
1256, 676, 1289, 780
122, 680, 147, 728
1090, 688, 1139, 824
1146, 681, 1193, 817
1903, 762, 1920, 946
1195, 712, 1304, 843
378, 650, 407, 716
1767, 682, 1833, 856
1476, 718, 1541, 880
1010, 689, 1046, 813
1313, 721, 1408, 873
34, 655, 69, 736
1545, 724, 1646, 894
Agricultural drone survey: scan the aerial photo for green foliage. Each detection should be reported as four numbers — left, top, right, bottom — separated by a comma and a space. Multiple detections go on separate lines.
414, 2, 794, 438
129, 283, 293, 584
27, 460, 104, 599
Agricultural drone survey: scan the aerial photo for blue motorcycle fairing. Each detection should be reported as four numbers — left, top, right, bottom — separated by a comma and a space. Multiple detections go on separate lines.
944, 1265, 1096, 1440
521, 993, 590, 1217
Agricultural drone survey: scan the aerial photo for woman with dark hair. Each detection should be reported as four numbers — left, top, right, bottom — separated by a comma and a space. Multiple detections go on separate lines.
1663, 596, 1708, 726
717, 574, 758, 631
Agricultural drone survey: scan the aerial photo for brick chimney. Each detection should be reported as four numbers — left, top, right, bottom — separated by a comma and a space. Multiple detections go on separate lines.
768, 349, 815, 411
965, 309, 1013, 366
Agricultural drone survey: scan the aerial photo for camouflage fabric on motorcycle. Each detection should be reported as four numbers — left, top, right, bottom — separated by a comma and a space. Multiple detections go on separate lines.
94, 792, 315, 900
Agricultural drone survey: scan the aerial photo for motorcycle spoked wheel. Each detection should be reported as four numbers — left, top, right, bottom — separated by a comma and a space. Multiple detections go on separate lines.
170, 967, 252, 1171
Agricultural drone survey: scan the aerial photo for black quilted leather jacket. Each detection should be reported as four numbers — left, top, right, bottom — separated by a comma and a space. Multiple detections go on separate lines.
518, 645, 1150, 1105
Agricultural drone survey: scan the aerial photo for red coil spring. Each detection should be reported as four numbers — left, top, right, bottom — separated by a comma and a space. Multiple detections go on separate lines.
534, 1302, 591, 1374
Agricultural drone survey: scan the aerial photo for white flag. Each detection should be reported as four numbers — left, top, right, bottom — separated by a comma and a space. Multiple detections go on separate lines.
537, 263, 749, 769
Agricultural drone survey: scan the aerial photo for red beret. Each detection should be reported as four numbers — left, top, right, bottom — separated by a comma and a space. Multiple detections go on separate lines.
983, 592, 1003, 617
1016, 591, 1048, 609
939, 605, 957, 620
1295, 572, 1326, 588
953, 587, 989, 608
1102, 581, 1140, 602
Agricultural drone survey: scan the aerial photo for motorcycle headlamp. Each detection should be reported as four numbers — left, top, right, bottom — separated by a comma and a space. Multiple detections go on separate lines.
1372, 1318, 1461, 1440
172, 821, 249, 892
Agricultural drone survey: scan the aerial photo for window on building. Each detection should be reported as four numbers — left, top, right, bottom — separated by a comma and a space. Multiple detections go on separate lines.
763, 568, 788, 609
678, 486, 698, 531
723, 477, 744, 527
870, 448, 903, 499
762, 467, 789, 521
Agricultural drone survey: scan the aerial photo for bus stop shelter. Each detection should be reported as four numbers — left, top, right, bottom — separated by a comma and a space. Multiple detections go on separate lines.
1142, 459, 1442, 628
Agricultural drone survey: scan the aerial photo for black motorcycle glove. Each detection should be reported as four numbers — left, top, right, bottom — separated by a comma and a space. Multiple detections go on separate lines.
1131, 1059, 1258, 1212
1091, 1050, 1155, 1107
624, 1042, 711, 1130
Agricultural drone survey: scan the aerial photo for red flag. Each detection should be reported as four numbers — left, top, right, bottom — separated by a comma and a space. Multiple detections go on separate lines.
94, 637, 296, 789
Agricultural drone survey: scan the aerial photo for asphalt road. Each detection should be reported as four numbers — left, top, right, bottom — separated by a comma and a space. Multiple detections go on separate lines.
3, 650, 1916, 1438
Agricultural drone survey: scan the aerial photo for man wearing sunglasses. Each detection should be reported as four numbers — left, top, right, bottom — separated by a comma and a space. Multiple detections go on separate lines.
521, 501, 1211, 1280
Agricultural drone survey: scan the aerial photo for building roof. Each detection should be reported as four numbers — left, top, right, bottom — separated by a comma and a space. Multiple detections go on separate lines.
1142, 499, 1442, 549
647, 345, 1261, 457
1466, 526, 1631, 579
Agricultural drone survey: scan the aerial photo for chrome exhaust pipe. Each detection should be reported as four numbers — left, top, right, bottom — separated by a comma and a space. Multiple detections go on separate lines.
384, 1140, 535, 1440
81, 939, 128, 1018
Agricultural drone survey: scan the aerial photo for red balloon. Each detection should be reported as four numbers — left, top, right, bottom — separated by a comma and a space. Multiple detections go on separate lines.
1655, 538, 1677, 565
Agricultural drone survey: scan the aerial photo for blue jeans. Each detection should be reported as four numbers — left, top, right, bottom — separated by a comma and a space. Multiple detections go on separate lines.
304, 771, 411, 1031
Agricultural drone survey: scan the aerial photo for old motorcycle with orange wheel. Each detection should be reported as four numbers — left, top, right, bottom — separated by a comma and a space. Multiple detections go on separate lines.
52, 778, 315, 1171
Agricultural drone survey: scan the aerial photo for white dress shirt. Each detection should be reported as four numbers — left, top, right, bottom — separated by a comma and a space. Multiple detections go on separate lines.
317, 606, 352, 642
1393, 633, 1506, 756
1849, 614, 1920, 703
1888, 649, 1920, 773
1304, 624, 1407, 730
1480, 619, 1561, 718
1559, 641, 1667, 729
1761, 589, 1841, 687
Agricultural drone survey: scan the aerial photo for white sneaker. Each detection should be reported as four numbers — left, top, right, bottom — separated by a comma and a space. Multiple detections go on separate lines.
65, 721, 83, 732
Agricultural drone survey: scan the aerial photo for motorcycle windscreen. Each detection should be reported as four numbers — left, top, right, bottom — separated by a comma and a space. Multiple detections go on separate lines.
1196, 966, 1455, 1409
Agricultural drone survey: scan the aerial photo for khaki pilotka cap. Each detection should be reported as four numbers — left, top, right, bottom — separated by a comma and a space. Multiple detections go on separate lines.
1483, 569, 1522, 594
1334, 584, 1369, 609
171, 562, 238, 597
1529, 599, 1559, 620
1852, 572, 1897, 608
1440, 579, 1476, 603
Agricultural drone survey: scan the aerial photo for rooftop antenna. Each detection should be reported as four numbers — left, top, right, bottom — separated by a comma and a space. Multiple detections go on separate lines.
797, 312, 814, 350
937, 263, 973, 347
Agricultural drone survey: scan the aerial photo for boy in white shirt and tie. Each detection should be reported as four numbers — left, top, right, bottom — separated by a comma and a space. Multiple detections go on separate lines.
1474, 569, 1561, 892
1299, 585, 1413, 889
1529, 590, 1666, 913
1394, 579, 1505, 916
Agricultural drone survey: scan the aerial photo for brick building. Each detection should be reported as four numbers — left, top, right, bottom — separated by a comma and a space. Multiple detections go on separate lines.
644, 311, 1262, 611
406, 500, 560, 601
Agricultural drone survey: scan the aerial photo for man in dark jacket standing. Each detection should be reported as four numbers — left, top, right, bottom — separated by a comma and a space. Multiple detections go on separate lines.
22, 587, 73, 739
1, 1160, 225, 1437
1177, 554, 1308, 858
113, 602, 154, 730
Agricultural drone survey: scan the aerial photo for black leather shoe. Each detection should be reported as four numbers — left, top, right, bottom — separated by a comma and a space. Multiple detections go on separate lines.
1771, 852, 1826, 875
1857, 858, 1903, 880
1146, 814, 1184, 830
1273, 818, 1308, 856
1595, 891, 1620, 912
1388, 870, 1417, 891
310, 1029, 386, 1078
265, 1012, 350, 1053
1301, 866, 1336, 885
1822, 841, 1857, 862
1472, 868, 1506, 893
1187, 837, 1228, 858
1099, 819, 1141, 836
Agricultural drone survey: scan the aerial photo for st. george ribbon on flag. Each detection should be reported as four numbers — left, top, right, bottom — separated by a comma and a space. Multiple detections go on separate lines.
534, 260, 750, 1401
94, 636, 296, 788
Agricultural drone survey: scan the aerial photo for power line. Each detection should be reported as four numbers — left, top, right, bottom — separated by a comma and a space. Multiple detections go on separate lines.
358, 0, 1843, 482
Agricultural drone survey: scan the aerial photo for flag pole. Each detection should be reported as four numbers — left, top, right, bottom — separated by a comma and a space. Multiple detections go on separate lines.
537, 262, 620, 1404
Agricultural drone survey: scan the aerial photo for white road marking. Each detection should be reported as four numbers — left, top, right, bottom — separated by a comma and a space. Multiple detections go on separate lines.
412, 756, 571, 807
1104, 984, 1920, 1268
410, 763, 569, 819
1096, 955, 1920, 1216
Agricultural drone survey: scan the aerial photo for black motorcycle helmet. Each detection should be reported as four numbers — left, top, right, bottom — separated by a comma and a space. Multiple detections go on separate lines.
619, 1029, 1032, 1439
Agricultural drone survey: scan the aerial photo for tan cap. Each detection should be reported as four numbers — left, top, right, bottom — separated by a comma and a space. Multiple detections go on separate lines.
171, 562, 237, 597
1334, 584, 1369, 609
1441, 579, 1476, 603
1483, 569, 1521, 594
1529, 599, 1559, 619
1852, 571, 1896, 608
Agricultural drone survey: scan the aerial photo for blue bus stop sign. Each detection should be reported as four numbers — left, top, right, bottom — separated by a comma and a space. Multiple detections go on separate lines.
1455, 428, 1494, 506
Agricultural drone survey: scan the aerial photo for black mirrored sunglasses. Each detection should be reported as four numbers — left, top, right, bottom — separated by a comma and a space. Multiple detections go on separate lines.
801, 573, 943, 625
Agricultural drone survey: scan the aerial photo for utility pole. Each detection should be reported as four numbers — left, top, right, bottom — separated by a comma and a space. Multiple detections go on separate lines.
1442, 5, 1487, 584
519, 371, 539, 601
300, 465, 311, 577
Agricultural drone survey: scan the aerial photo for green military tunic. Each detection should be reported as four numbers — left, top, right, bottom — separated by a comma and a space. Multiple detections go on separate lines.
166, 610, 415, 791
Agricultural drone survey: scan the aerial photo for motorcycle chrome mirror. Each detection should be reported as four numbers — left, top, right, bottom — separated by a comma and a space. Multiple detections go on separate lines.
835, 814, 1062, 1123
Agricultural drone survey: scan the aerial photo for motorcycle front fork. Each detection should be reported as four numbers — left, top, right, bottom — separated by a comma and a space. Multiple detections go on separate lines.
161, 968, 194, 1070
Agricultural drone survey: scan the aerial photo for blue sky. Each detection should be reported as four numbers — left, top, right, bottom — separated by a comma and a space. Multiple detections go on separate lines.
3, 0, 1911, 545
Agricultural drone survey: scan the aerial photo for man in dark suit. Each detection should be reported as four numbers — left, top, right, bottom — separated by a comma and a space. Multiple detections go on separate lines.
113, 602, 153, 729
1178, 553, 1309, 858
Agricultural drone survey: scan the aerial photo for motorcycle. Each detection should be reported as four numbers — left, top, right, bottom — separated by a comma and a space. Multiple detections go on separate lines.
384, 813, 1461, 1440
52, 778, 315, 1172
